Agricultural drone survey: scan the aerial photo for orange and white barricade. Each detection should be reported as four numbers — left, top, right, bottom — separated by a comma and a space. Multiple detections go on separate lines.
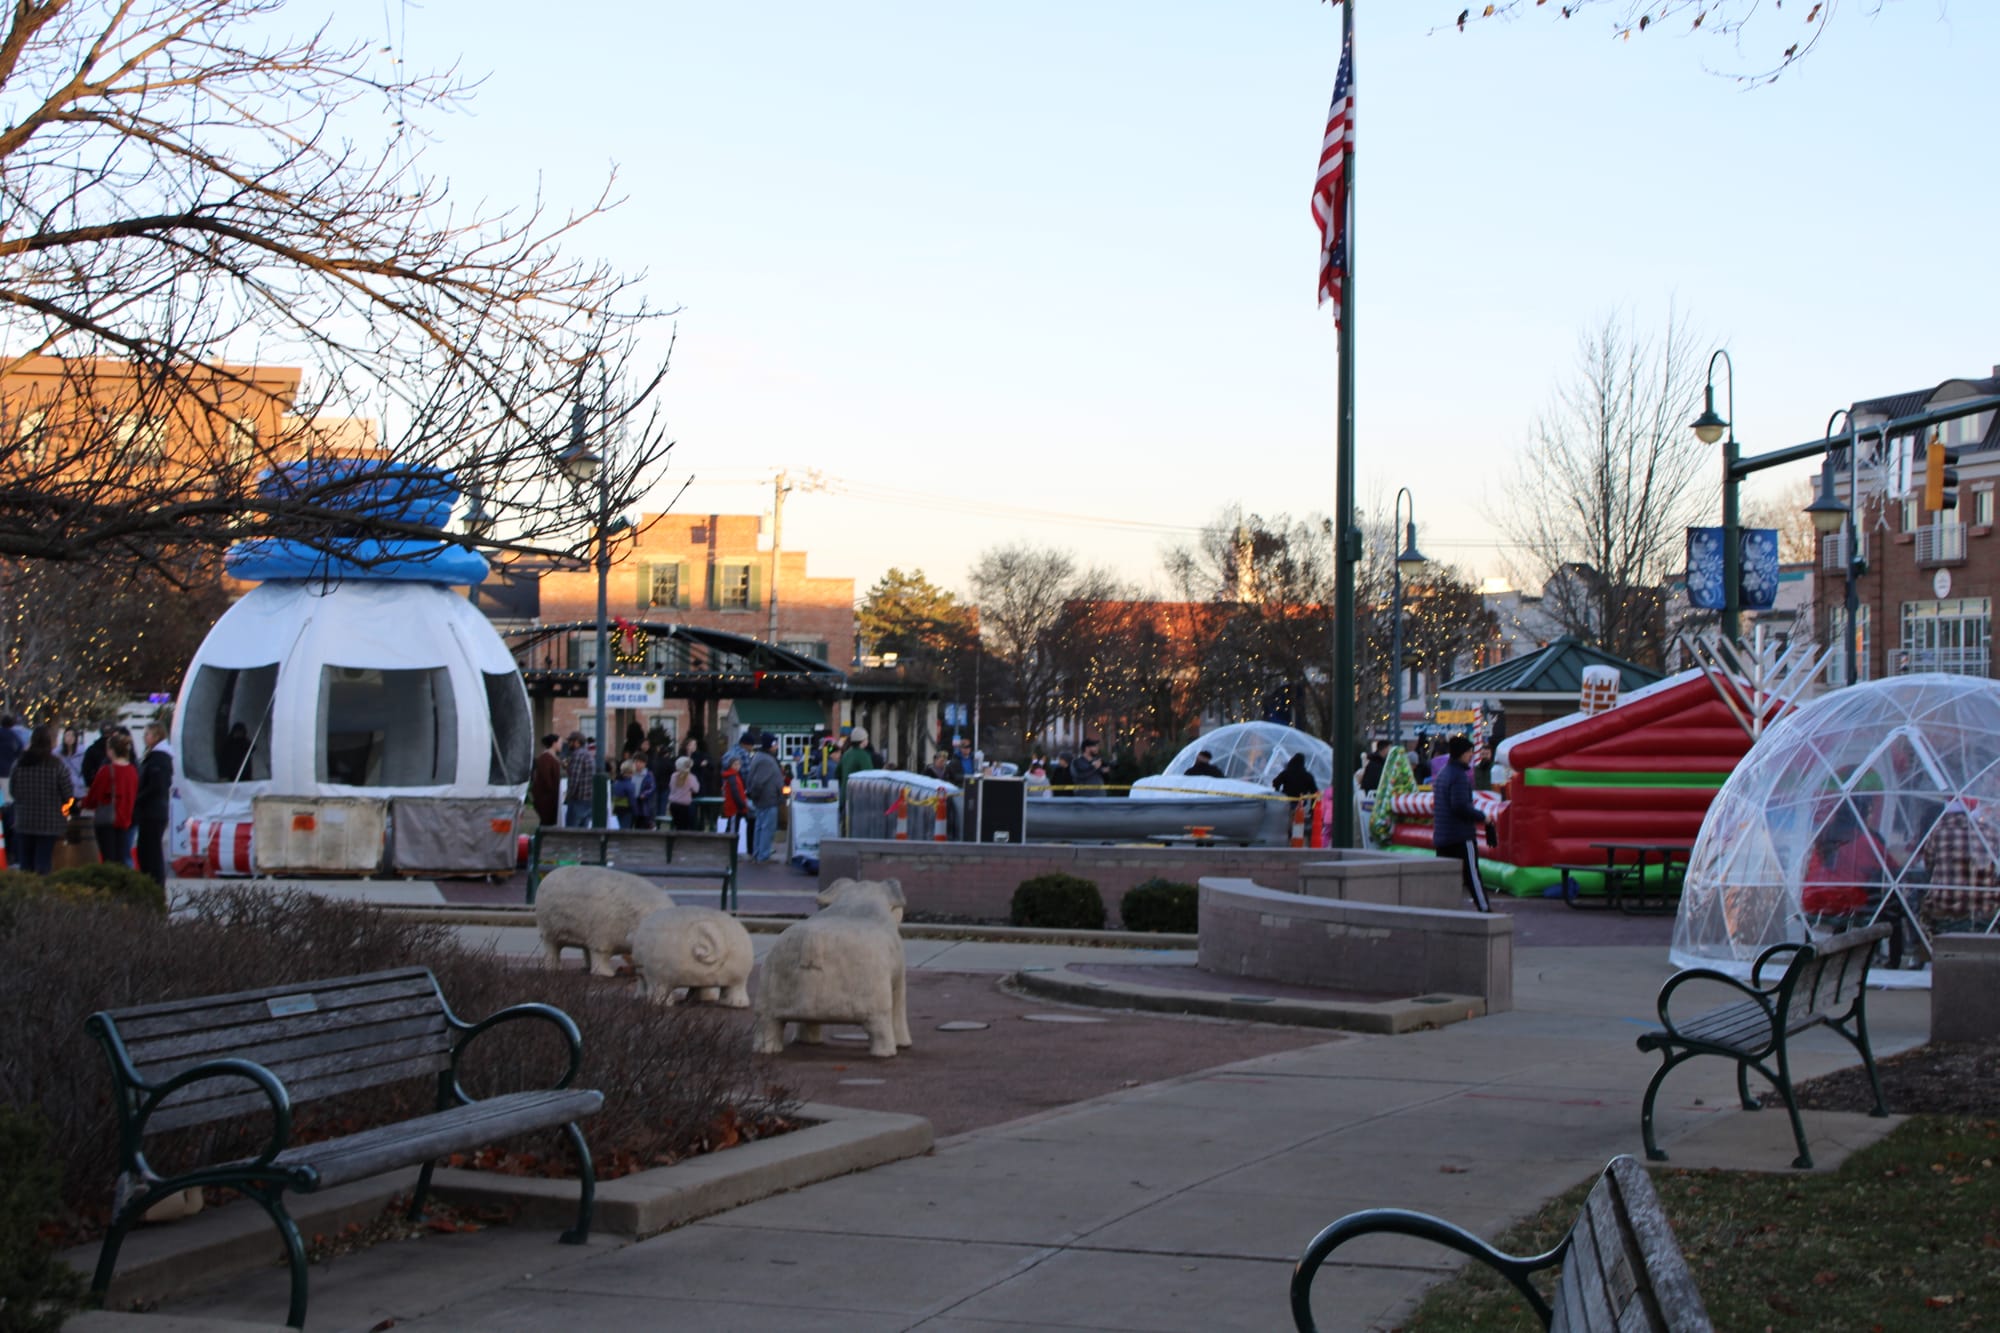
189, 818, 255, 876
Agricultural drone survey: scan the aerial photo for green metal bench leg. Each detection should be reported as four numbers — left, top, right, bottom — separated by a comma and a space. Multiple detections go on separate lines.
1736, 1061, 1758, 1111
1639, 1052, 1686, 1162
90, 1195, 148, 1309
1770, 1044, 1813, 1169
242, 1183, 311, 1328
409, 1159, 437, 1220
560, 1120, 595, 1245
1836, 1015, 1890, 1117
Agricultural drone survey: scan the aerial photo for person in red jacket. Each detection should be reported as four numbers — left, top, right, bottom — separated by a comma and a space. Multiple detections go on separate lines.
83, 730, 140, 865
718, 752, 751, 846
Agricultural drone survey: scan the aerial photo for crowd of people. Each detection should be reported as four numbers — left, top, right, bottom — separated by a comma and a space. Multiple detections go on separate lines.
526, 723, 893, 863
0, 712, 175, 885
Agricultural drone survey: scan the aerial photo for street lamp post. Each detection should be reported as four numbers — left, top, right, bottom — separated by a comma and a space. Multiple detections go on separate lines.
1387, 488, 1428, 749
1689, 349, 1741, 642
560, 401, 612, 828
1805, 409, 1863, 686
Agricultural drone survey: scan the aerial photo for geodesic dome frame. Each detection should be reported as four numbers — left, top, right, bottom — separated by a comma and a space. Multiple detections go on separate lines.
1163, 722, 1333, 789
1672, 674, 2000, 987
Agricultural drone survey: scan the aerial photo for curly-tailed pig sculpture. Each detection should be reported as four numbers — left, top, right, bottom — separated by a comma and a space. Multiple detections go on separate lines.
752, 877, 909, 1058
535, 865, 674, 976
631, 904, 754, 1006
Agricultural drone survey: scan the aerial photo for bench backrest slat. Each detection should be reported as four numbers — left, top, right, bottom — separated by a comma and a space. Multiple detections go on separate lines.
1551, 1158, 1710, 1331
537, 830, 606, 862
1789, 923, 1889, 1021
97, 968, 451, 1134
667, 832, 734, 869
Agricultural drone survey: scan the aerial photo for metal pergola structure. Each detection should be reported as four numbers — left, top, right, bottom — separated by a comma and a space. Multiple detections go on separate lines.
500, 619, 846, 741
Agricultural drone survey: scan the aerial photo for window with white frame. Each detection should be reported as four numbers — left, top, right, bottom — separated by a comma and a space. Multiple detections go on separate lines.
1900, 598, 1991, 678
1978, 489, 1995, 527
1903, 497, 1920, 533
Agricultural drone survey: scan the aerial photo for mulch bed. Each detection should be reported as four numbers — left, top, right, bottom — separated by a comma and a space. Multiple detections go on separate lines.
1786, 1038, 2000, 1116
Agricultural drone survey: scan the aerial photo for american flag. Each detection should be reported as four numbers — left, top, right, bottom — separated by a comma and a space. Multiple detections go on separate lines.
1312, 24, 1354, 322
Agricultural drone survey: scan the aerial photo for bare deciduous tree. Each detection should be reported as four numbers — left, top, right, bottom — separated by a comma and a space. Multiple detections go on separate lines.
0, 0, 675, 571
1499, 309, 1710, 667
1745, 476, 1819, 566
1450, 1, 1904, 84
967, 544, 1119, 749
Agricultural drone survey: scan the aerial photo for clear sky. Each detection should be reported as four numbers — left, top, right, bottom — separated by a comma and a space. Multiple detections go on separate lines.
384, 0, 1996, 602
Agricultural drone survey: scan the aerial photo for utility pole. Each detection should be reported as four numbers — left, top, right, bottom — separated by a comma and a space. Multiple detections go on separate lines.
767, 469, 831, 646
767, 470, 790, 645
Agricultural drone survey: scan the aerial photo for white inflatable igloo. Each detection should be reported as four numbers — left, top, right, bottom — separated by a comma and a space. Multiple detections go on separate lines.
1161, 722, 1333, 789
174, 463, 534, 874
1672, 673, 2000, 986
177, 580, 531, 813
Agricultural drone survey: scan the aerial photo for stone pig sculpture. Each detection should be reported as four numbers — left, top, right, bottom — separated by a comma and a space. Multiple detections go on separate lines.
752, 877, 909, 1058
535, 865, 674, 977
631, 905, 754, 1006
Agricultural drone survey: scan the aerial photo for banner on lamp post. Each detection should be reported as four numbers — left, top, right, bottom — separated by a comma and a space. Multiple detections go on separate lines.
1686, 527, 1780, 612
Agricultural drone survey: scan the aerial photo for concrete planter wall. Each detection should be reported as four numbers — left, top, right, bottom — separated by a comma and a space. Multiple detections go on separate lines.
816, 840, 1431, 926
1197, 877, 1513, 1014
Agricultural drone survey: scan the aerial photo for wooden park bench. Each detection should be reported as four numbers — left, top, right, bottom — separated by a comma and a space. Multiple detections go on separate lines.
1290, 1155, 1711, 1331
1638, 922, 1890, 1170
86, 968, 604, 1330
528, 827, 740, 910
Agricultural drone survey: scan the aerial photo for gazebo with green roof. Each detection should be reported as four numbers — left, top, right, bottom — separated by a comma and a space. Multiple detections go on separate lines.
1439, 637, 1663, 743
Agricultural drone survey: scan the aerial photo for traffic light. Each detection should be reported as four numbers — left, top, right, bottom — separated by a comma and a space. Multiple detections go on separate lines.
1925, 440, 1962, 511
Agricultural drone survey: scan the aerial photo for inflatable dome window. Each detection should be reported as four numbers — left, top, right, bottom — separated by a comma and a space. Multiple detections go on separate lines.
1162, 722, 1333, 789
1672, 674, 2000, 986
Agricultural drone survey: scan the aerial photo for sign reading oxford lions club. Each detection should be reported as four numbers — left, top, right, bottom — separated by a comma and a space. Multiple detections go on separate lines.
590, 676, 664, 708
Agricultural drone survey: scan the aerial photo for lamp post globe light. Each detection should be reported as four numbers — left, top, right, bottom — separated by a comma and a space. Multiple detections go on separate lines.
561, 418, 612, 829
1689, 349, 1741, 642
1387, 487, 1428, 751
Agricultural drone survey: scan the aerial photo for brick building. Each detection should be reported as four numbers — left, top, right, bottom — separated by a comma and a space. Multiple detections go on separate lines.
513, 512, 857, 750
1816, 368, 2000, 683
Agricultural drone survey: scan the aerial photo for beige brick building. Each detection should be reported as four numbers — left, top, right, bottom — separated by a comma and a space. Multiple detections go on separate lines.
523, 512, 856, 750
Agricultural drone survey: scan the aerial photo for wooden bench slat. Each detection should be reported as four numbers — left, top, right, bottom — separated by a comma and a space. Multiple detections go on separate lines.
135, 1016, 451, 1093
112, 973, 440, 1042
146, 1050, 450, 1132
264, 1087, 604, 1189
125, 998, 449, 1071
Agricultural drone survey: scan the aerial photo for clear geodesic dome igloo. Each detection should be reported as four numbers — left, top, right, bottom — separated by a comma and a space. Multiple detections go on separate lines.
1672, 674, 2000, 987
1163, 722, 1333, 788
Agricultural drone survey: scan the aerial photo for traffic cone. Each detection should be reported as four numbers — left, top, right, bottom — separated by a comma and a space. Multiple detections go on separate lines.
932, 791, 950, 841
891, 788, 910, 840
1289, 799, 1307, 848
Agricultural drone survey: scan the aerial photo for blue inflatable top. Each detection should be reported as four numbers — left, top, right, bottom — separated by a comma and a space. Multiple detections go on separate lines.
226, 461, 490, 585
225, 538, 490, 585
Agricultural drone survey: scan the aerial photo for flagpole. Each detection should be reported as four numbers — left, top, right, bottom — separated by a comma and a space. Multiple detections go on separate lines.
1331, 0, 1360, 848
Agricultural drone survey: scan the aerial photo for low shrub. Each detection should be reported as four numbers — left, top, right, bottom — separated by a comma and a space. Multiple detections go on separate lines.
0, 887, 796, 1240
1010, 873, 1105, 930
0, 1105, 85, 1332
47, 862, 166, 914
1118, 878, 1198, 933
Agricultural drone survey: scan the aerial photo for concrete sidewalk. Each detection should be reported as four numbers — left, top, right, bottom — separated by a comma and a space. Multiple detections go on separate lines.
142, 938, 1930, 1333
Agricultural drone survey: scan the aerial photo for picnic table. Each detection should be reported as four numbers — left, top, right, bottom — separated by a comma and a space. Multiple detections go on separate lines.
1554, 841, 1693, 915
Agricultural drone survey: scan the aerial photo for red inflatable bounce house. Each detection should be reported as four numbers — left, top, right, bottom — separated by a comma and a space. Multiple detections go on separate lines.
1493, 670, 1767, 870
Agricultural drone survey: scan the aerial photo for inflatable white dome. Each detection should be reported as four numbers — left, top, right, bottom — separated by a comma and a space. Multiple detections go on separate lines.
1162, 723, 1333, 789
176, 580, 531, 819
1672, 674, 2000, 986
